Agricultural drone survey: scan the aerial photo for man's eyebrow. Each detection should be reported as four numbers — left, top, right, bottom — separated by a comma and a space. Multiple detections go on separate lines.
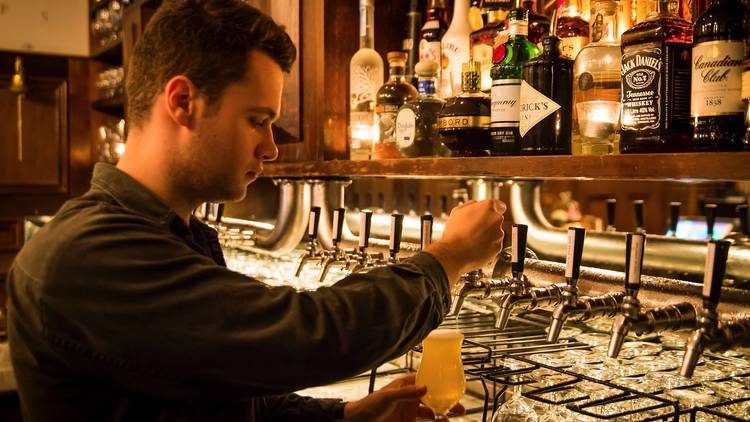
246, 107, 278, 120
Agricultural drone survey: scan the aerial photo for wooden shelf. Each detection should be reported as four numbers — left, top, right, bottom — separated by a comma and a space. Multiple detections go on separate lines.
91, 39, 123, 65
262, 152, 750, 181
91, 96, 124, 115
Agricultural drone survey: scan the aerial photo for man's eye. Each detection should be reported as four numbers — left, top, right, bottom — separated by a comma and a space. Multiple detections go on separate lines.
248, 118, 267, 128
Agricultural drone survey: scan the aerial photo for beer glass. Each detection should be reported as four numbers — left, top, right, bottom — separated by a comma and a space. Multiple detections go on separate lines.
416, 329, 466, 420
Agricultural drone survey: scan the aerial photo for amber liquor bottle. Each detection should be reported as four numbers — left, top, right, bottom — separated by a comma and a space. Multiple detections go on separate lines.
620, 0, 693, 153
375, 52, 419, 159
691, 0, 746, 151
522, 0, 552, 45
437, 61, 492, 156
557, 0, 590, 60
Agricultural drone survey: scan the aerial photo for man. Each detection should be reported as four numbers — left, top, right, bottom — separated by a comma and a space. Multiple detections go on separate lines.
7, 0, 506, 421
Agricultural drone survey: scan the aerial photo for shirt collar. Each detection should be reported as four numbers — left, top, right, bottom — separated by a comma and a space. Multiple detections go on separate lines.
90, 162, 173, 222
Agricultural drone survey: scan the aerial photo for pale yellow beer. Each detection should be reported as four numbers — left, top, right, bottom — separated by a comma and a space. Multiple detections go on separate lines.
416, 329, 466, 418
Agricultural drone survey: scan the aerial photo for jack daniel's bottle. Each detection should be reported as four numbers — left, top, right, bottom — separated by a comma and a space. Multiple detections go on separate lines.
620, 0, 693, 153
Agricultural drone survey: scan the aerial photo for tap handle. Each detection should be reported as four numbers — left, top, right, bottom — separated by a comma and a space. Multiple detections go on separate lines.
511, 224, 528, 276
565, 227, 586, 285
359, 210, 373, 249
215, 203, 224, 224
424, 194, 432, 215
669, 202, 681, 235
606, 198, 616, 229
440, 194, 448, 216
377, 192, 385, 211
624, 232, 646, 297
737, 204, 749, 235
332, 208, 345, 243
307, 206, 321, 240
390, 212, 404, 254
634, 200, 644, 232
703, 239, 731, 311
705, 203, 717, 240
200, 202, 210, 222
420, 214, 433, 250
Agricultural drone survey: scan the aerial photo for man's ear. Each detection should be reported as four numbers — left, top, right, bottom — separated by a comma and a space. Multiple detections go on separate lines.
164, 76, 200, 128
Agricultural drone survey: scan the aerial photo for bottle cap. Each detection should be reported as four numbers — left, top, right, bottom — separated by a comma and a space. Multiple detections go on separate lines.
415, 60, 439, 77
462, 60, 480, 74
387, 51, 408, 62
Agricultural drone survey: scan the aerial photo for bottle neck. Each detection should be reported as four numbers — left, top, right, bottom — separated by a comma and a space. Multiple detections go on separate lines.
646, 0, 680, 19
427, 7, 447, 24
592, 2, 619, 43
359, 4, 375, 49
559, 0, 582, 18
418, 77, 438, 96
508, 10, 530, 38
389, 64, 407, 82
452, 0, 470, 22
486, 9, 506, 24
461, 72, 481, 93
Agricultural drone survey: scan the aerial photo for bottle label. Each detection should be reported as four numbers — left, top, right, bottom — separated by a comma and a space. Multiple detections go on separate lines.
418, 80, 437, 95
519, 80, 560, 138
491, 78, 521, 131
350, 64, 379, 110
419, 40, 442, 70
691, 40, 744, 117
621, 46, 663, 131
376, 104, 401, 143
559, 36, 588, 61
395, 108, 417, 149
508, 20, 529, 37
437, 115, 490, 129
442, 35, 470, 97
743, 65, 750, 101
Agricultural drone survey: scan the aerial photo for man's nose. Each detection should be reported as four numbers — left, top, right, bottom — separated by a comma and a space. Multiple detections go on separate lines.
260, 126, 279, 161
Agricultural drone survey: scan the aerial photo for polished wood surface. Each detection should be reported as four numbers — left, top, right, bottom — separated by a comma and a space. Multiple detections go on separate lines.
262, 152, 750, 181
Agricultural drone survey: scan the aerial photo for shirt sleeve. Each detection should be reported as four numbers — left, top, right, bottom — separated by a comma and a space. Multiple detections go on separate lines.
24, 211, 450, 401
256, 394, 345, 422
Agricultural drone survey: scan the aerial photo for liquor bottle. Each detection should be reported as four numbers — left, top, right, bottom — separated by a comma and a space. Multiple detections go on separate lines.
618, 0, 634, 36
743, 0, 750, 149
581, 0, 592, 20
469, 0, 485, 31
522, 0, 551, 45
420, 0, 449, 92
557, 0, 590, 60
349, 0, 384, 161
395, 60, 451, 157
520, 19, 574, 154
620, 0, 693, 153
403, 0, 423, 87
375, 52, 419, 159
490, 6, 541, 155
691, 0, 746, 151
438, 61, 492, 156
470, 3, 509, 91
572, 0, 622, 155
441, 0, 473, 97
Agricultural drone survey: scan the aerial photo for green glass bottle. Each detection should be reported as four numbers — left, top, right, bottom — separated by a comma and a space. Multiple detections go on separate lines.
489, 5, 541, 156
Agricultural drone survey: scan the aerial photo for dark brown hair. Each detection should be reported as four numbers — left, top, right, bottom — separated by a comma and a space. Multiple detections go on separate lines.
125, 0, 296, 128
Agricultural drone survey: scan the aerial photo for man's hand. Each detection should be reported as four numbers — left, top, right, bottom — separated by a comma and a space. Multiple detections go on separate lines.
344, 374, 465, 422
425, 199, 506, 286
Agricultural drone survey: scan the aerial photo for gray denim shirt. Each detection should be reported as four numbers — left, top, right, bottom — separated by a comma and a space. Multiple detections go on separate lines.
7, 163, 450, 421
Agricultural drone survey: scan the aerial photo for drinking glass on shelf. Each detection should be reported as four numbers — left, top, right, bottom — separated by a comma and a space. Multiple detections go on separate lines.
491, 380, 539, 422
415, 329, 465, 421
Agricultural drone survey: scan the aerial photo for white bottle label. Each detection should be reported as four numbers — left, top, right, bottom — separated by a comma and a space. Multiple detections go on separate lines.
420, 40, 442, 69
442, 34, 470, 97
519, 80, 560, 138
491, 79, 521, 128
395, 108, 417, 149
691, 40, 744, 117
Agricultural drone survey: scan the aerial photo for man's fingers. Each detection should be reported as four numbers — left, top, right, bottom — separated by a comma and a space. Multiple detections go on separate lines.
450, 402, 467, 415
381, 373, 416, 390
378, 384, 426, 402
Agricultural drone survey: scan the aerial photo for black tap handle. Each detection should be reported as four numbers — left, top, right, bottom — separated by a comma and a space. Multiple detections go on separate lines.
565, 227, 586, 283
705, 203, 717, 240
359, 210, 373, 249
511, 224, 528, 275
332, 208, 345, 243
215, 203, 224, 224
703, 240, 731, 311
624, 232, 646, 297
408, 193, 416, 214
670, 202, 681, 235
738, 204, 749, 235
424, 194, 432, 215
440, 195, 448, 215
606, 198, 616, 229
420, 214, 433, 250
364, 192, 373, 209
390, 213, 404, 254
352, 192, 360, 210
634, 200, 644, 232
307, 206, 321, 240
377, 192, 385, 210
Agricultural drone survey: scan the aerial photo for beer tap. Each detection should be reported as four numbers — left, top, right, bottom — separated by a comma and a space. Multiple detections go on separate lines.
547, 227, 624, 343
607, 233, 697, 358
727, 204, 749, 244
349, 210, 385, 273
493, 224, 564, 330
606, 198, 617, 232
295, 207, 325, 277
705, 203, 717, 240
439, 195, 449, 220
680, 240, 732, 378
318, 208, 355, 283
668, 202, 681, 237
388, 212, 404, 264
421, 214, 433, 250
634, 199, 645, 234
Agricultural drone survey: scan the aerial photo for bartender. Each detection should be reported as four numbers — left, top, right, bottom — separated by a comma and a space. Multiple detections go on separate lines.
6, 0, 506, 420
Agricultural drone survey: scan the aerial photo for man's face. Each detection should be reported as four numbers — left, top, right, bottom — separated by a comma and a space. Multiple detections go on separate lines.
175, 50, 282, 203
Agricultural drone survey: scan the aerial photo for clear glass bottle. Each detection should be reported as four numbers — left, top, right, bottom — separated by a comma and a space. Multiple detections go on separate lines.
572, 0, 622, 155
375, 52, 419, 159
403, 0, 423, 87
420, 0, 449, 93
438, 61, 492, 156
691, 0, 746, 151
557, 0, 590, 60
396, 60, 450, 157
490, 7, 541, 155
470, 5, 509, 92
441, 0, 473, 98
348, 0, 384, 161
468, 0, 486, 31
620, 0, 693, 153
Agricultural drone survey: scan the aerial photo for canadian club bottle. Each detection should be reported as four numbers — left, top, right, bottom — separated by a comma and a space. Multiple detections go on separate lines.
520, 28, 574, 154
620, 0, 693, 153
437, 61, 492, 156
691, 0, 746, 151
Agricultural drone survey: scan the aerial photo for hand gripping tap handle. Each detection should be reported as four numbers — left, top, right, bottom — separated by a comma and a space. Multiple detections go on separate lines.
624, 232, 646, 298
738, 204, 749, 236
332, 208, 345, 244
565, 227, 586, 287
389, 212, 404, 255
307, 206, 321, 241
634, 200, 644, 232
511, 224, 528, 278
703, 239, 731, 312
667, 202, 681, 235
606, 198, 616, 230
420, 214, 434, 250
705, 204, 717, 240
359, 210, 373, 249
